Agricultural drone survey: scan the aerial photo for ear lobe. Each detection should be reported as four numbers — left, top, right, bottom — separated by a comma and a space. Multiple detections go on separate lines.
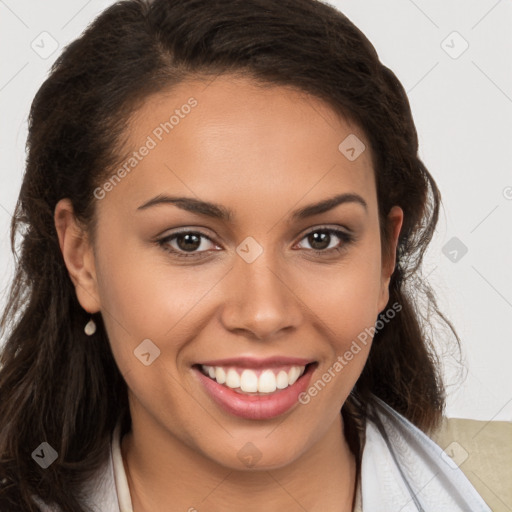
378, 205, 404, 312
54, 198, 101, 313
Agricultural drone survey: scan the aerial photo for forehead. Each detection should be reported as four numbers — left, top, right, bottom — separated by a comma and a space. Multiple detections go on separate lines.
98, 75, 377, 221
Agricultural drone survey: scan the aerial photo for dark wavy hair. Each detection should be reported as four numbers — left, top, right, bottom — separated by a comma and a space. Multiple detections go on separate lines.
0, 0, 460, 509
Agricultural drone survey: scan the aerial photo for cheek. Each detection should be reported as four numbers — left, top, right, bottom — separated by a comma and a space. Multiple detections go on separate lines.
94, 243, 213, 432
94, 234, 224, 368
306, 243, 384, 341
93, 234, 169, 366
299, 257, 382, 411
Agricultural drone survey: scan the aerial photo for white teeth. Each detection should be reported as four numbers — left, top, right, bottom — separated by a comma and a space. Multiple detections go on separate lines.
276, 370, 289, 389
288, 366, 301, 386
258, 370, 277, 393
240, 369, 258, 392
200, 364, 307, 394
215, 366, 226, 384
225, 368, 241, 388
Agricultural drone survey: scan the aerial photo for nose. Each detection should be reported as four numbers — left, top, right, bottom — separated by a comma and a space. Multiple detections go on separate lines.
219, 249, 304, 340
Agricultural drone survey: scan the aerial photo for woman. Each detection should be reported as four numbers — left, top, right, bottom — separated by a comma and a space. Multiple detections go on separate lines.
0, 0, 491, 510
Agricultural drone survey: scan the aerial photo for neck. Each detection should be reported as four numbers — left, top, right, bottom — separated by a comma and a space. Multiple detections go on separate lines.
121, 413, 357, 512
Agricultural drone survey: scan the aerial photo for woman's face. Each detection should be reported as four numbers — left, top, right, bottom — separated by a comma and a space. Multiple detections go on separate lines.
61, 75, 402, 470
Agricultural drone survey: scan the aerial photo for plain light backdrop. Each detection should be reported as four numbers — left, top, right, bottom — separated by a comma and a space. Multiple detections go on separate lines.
1, 0, 511, 421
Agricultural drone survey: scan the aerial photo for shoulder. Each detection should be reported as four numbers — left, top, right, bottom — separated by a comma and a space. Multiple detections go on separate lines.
429, 416, 512, 511
361, 396, 493, 511
79, 435, 121, 512
0, 423, 124, 512
11, 438, 120, 512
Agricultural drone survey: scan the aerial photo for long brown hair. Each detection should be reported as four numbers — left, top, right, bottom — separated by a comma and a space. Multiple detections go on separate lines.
0, 0, 460, 509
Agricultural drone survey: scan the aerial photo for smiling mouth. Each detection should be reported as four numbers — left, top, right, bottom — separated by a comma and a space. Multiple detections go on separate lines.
193, 361, 318, 420
195, 362, 316, 395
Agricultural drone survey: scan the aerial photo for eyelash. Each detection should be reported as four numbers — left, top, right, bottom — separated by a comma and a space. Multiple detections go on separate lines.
156, 227, 355, 260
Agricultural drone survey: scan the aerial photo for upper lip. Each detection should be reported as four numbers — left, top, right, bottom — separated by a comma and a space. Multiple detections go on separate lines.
195, 356, 315, 368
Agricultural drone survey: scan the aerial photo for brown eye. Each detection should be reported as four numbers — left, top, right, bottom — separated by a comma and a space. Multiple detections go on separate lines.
175, 233, 202, 252
157, 231, 218, 258
296, 228, 353, 254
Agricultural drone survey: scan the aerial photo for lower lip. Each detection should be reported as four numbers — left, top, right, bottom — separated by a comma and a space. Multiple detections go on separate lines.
193, 364, 316, 420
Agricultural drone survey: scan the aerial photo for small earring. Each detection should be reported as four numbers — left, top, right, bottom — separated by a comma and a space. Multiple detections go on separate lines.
84, 318, 96, 336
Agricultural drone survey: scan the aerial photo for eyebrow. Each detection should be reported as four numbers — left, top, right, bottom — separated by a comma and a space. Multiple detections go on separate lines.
137, 192, 367, 222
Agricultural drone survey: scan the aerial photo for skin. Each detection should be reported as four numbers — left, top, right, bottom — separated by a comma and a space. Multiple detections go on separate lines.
55, 75, 403, 512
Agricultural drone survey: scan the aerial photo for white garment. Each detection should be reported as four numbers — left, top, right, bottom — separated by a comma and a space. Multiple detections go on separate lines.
359, 396, 491, 511
33, 396, 491, 511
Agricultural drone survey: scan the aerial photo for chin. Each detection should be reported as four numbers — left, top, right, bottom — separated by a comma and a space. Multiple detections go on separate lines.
203, 437, 307, 472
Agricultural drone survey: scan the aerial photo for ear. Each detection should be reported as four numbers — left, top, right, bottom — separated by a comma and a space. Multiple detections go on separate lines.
377, 205, 403, 313
54, 198, 101, 314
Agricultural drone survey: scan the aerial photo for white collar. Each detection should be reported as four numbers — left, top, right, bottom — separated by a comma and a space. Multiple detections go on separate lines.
359, 396, 491, 511
112, 421, 134, 512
